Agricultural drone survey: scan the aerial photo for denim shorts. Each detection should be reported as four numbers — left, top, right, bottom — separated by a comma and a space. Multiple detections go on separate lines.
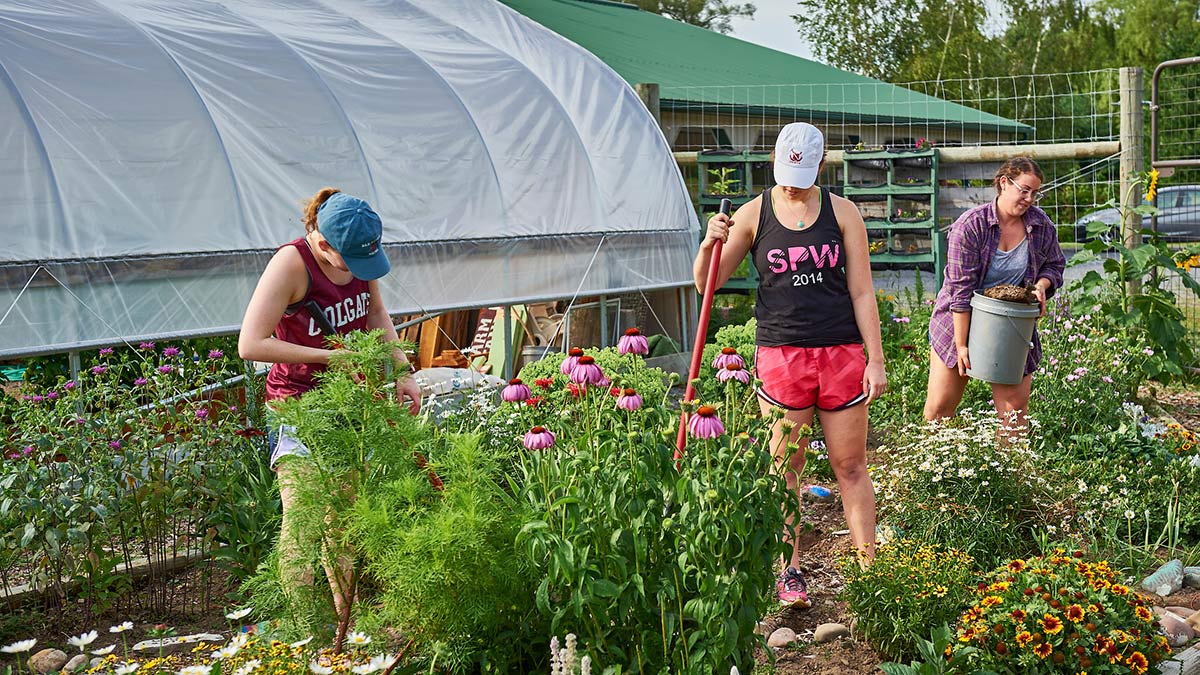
266, 424, 310, 469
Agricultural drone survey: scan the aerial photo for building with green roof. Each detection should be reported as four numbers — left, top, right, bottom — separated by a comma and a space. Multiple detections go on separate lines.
501, 0, 1030, 151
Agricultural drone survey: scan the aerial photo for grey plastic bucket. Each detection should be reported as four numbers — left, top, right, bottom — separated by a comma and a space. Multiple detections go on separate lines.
965, 291, 1040, 385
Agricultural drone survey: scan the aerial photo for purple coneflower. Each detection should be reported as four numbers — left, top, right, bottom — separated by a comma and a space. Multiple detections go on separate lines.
688, 406, 724, 439
501, 378, 531, 403
617, 328, 649, 356
560, 347, 585, 376
99, 348, 114, 356
712, 347, 745, 370
208, 349, 224, 360
134, 377, 148, 386
616, 388, 642, 411
717, 362, 751, 385
523, 426, 556, 451
162, 347, 181, 357
569, 356, 605, 386
91, 365, 107, 375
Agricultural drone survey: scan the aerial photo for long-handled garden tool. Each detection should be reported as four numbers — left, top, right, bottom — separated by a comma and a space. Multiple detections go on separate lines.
676, 198, 732, 454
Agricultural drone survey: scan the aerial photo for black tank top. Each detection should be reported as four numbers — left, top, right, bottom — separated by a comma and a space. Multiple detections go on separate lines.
751, 187, 862, 347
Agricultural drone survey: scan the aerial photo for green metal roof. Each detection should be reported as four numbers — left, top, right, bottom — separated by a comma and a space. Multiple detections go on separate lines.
502, 0, 1030, 134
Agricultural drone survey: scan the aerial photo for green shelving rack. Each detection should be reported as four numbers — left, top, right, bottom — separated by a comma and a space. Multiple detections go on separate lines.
842, 148, 947, 288
695, 150, 771, 292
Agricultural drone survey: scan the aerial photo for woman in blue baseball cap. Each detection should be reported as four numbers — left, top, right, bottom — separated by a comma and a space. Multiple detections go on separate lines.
238, 187, 421, 617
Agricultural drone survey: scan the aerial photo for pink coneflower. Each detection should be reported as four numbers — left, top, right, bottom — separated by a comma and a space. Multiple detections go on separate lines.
560, 347, 585, 375
618, 328, 649, 356
501, 378, 531, 403
91, 366, 107, 375
717, 362, 750, 384
616, 388, 642, 411
712, 347, 745, 370
134, 377, 148, 386
63, 380, 77, 390
523, 426, 556, 450
162, 347, 180, 357
569, 356, 605, 386
139, 342, 155, 350
688, 406, 724, 439
534, 378, 554, 390
195, 408, 209, 420
157, 365, 173, 374
208, 349, 224, 360
99, 348, 114, 356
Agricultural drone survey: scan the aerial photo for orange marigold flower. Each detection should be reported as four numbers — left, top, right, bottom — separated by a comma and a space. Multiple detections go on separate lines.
1127, 650, 1149, 674
1015, 631, 1034, 648
1042, 614, 1064, 635
1033, 642, 1053, 659
1066, 604, 1085, 622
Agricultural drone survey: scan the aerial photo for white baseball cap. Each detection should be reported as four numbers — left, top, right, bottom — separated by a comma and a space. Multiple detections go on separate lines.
773, 122, 824, 189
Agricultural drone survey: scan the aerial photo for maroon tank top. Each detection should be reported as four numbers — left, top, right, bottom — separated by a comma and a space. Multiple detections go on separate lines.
265, 237, 372, 401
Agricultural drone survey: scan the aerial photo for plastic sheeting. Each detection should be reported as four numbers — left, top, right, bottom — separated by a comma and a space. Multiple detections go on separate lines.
0, 0, 698, 357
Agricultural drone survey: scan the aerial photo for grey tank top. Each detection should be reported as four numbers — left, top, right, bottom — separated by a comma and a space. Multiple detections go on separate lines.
981, 238, 1028, 288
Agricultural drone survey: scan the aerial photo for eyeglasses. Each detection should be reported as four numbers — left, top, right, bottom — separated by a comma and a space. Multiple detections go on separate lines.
1007, 176, 1044, 203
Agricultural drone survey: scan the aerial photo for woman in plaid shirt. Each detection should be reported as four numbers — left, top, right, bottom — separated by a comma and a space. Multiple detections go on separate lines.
924, 157, 1066, 427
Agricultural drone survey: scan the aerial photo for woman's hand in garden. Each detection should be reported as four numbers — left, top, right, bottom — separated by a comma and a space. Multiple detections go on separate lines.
955, 344, 971, 376
1033, 281, 1049, 317
863, 360, 887, 404
397, 375, 422, 415
702, 213, 731, 249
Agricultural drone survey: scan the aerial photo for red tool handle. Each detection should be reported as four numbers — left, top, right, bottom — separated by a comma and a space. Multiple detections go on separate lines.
676, 198, 732, 454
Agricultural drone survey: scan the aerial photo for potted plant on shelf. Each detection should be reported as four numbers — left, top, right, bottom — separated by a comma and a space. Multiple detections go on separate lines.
703, 166, 746, 198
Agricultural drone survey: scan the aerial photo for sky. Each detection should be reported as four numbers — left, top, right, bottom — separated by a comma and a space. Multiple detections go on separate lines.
725, 0, 817, 62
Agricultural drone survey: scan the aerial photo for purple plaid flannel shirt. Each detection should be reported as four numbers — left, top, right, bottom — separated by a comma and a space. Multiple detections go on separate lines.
929, 200, 1066, 375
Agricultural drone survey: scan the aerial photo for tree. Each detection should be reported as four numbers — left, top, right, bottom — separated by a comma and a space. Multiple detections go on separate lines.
633, 0, 756, 34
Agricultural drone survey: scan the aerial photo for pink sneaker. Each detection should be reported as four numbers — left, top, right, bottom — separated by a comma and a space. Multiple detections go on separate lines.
776, 567, 811, 608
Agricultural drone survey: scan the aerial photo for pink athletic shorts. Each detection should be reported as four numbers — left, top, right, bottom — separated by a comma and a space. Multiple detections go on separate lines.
754, 344, 867, 411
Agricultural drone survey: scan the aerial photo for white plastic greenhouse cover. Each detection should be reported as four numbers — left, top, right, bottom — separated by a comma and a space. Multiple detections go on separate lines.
0, 0, 698, 357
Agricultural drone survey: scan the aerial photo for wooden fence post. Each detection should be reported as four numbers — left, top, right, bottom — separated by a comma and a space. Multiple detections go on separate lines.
1119, 66, 1144, 296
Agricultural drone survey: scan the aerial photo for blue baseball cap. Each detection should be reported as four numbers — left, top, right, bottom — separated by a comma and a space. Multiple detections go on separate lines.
316, 192, 390, 280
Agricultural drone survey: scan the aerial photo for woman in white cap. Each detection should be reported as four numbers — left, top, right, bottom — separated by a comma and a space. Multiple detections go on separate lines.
239, 187, 421, 618
693, 123, 887, 605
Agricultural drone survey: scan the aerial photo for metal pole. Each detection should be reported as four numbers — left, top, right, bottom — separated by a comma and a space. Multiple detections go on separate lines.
503, 305, 513, 380
635, 83, 661, 130
599, 295, 609, 348
1118, 67, 1144, 296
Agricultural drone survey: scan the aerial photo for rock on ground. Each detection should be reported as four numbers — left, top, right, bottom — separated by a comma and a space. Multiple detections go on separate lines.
814, 623, 852, 643
768, 627, 797, 648
28, 648, 68, 674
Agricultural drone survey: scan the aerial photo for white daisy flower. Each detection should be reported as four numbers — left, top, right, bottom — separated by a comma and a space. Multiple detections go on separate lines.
1125, 510, 1136, 519
289, 637, 314, 649
230, 634, 250, 649
309, 662, 334, 675
178, 666, 212, 675
213, 644, 240, 660
69, 631, 99, 651
346, 632, 371, 647
351, 664, 377, 674
110, 623, 134, 634
114, 663, 140, 675
234, 660, 261, 675
225, 607, 253, 621
1, 639, 37, 653
366, 655, 392, 672
92, 645, 116, 656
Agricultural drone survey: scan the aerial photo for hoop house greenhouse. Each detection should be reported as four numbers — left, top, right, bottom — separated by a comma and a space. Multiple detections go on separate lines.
0, 0, 698, 358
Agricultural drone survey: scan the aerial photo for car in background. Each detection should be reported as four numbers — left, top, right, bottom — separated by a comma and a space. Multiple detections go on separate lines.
1073, 184, 1200, 243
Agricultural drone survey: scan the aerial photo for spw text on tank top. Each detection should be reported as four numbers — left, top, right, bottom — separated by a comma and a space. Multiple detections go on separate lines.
764, 244, 841, 275
309, 291, 372, 337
